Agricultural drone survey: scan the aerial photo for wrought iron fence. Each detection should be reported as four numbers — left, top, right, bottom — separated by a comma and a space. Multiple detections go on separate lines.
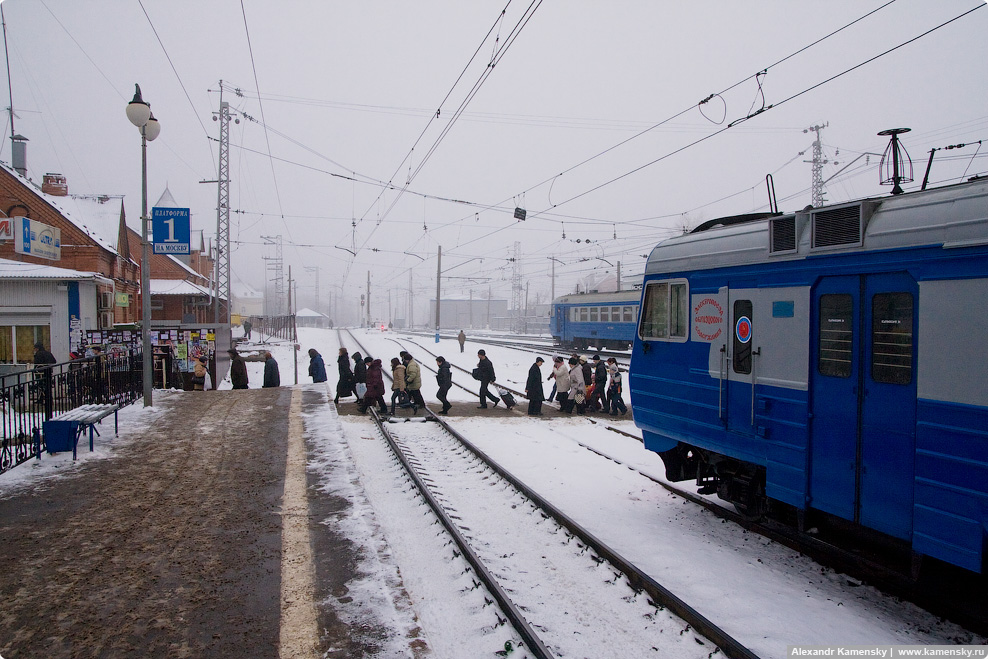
1, 351, 143, 475
247, 315, 297, 343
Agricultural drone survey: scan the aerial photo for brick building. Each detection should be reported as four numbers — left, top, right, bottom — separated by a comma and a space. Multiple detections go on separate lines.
0, 164, 140, 329
0, 163, 222, 365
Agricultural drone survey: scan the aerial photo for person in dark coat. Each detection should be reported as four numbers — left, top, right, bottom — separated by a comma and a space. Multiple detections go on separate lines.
262, 351, 280, 388
335, 348, 354, 403
307, 348, 328, 383
525, 357, 545, 416
242, 319, 252, 341
228, 348, 249, 389
33, 341, 57, 414
588, 354, 607, 413
360, 358, 388, 413
457, 330, 466, 353
475, 349, 499, 409
352, 351, 367, 402
435, 356, 452, 415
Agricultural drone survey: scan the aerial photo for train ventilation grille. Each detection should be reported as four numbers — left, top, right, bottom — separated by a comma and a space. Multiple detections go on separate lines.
770, 216, 797, 253
812, 205, 862, 248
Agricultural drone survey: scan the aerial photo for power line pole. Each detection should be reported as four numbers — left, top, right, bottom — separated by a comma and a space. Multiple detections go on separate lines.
804, 123, 829, 207
261, 235, 284, 315
305, 265, 319, 312
435, 245, 441, 341
213, 87, 233, 325
511, 241, 522, 333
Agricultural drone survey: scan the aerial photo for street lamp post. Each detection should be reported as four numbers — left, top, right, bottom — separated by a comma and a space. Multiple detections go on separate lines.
126, 84, 160, 407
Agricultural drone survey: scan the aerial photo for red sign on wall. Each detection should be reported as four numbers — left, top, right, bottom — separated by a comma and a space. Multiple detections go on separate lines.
0, 218, 12, 240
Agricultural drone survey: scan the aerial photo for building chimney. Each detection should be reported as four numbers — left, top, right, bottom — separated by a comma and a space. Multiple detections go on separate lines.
42, 172, 68, 196
11, 134, 27, 177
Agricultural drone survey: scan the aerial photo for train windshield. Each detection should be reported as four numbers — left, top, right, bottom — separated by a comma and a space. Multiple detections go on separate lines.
638, 280, 688, 340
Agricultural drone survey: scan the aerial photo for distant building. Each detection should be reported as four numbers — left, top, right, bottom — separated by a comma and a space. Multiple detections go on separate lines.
295, 307, 330, 328
428, 297, 508, 330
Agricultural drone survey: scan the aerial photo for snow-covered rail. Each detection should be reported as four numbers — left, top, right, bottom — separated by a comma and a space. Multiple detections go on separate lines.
369, 407, 759, 659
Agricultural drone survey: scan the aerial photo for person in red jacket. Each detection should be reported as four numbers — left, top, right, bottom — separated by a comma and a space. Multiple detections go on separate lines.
360, 358, 388, 414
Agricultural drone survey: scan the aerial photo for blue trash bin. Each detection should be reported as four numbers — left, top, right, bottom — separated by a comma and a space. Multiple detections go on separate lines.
43, 420, 80, 454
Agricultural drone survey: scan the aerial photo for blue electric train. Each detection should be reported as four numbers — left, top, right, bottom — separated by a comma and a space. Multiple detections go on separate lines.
629, 177, 988, 574
550, 289, 641, 350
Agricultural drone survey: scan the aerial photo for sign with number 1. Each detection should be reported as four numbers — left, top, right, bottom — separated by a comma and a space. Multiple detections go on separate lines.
151, 207, 191, 254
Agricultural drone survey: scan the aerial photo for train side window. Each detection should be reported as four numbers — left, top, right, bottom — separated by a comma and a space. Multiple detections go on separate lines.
611, 307, 621, 323
638, 280, 688, 342
590, 307, 599, 322
579, 307, 588, 322
818, 294, 853, 378
733, 300, 753, 374
600, 307, 609, 322
624, 306, 634, 323
871, 292, 913, 385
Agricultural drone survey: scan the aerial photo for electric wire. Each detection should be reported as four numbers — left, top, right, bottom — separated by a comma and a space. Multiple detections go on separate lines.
239, 0, 286, 227
524, 3, 985, 222
137, 0, 212, 141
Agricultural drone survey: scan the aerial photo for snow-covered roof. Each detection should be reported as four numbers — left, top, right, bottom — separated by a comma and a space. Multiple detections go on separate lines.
0, 161, 126, 255
0, 257, 112, 284
150, 279, 213, 296
296, 307, 327, 318
153, 186, 179, 208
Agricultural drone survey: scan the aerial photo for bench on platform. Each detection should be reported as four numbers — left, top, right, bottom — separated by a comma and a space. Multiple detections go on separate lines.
43, 404, 120, 460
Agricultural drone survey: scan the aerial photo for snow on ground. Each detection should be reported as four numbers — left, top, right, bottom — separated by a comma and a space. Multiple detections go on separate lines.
4, 326, 982, 658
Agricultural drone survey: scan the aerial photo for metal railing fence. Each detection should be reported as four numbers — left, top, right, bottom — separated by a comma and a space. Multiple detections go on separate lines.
1, 351, 143, 474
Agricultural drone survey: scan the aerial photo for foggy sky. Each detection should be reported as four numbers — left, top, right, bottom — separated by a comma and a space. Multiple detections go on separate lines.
3, 0, 986, 324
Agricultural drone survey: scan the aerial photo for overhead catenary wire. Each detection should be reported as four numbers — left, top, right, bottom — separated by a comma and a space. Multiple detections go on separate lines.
400, 0, 909, 259
348, 0, 545, 264
239, 1, 286, 230
521, 3, 985, 222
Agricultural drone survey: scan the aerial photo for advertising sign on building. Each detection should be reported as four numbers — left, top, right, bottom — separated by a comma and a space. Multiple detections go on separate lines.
0, 217, 13, 240
14, 216, 61, 260
151, 207, 191, 255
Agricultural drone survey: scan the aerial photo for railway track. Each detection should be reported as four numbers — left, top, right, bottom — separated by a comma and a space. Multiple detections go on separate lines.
398, 329, 631, 365
342, 329, 988, 637
368, 406, 759, 659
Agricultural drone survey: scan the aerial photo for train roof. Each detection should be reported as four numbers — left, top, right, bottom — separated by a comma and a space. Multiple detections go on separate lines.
644, 177, 988, 276
553, 289, 642, 305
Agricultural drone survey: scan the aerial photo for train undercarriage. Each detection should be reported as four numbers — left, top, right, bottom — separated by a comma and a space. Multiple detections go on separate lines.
658, 442, 768, 518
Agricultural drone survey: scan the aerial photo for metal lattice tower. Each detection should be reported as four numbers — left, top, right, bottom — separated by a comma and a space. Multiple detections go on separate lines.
305, 266, 319, 313
804, 123, 828, 207
213, 98, 232, 324
262, 235, 284, 315
511, 241, 523, 331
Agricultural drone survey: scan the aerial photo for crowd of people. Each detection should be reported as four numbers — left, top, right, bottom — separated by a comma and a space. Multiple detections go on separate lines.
318, 345, 628, 419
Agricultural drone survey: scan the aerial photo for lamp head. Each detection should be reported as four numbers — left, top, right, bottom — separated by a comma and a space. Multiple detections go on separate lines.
144, 112, 161, 141
126, 83, 151, 128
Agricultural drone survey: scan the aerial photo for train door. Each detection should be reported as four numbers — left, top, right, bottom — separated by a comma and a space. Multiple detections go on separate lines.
810, 273, 917, 539
725, 294, 757, 436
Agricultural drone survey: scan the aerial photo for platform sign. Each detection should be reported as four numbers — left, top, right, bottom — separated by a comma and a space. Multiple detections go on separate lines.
14, 216, 60, 260
151, 207, 191, 255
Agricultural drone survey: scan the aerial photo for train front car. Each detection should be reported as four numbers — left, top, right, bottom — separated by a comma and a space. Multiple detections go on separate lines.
629, 181, 988, 574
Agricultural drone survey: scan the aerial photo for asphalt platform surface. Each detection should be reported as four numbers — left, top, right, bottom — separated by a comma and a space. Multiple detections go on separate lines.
0, 387, 422, 658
